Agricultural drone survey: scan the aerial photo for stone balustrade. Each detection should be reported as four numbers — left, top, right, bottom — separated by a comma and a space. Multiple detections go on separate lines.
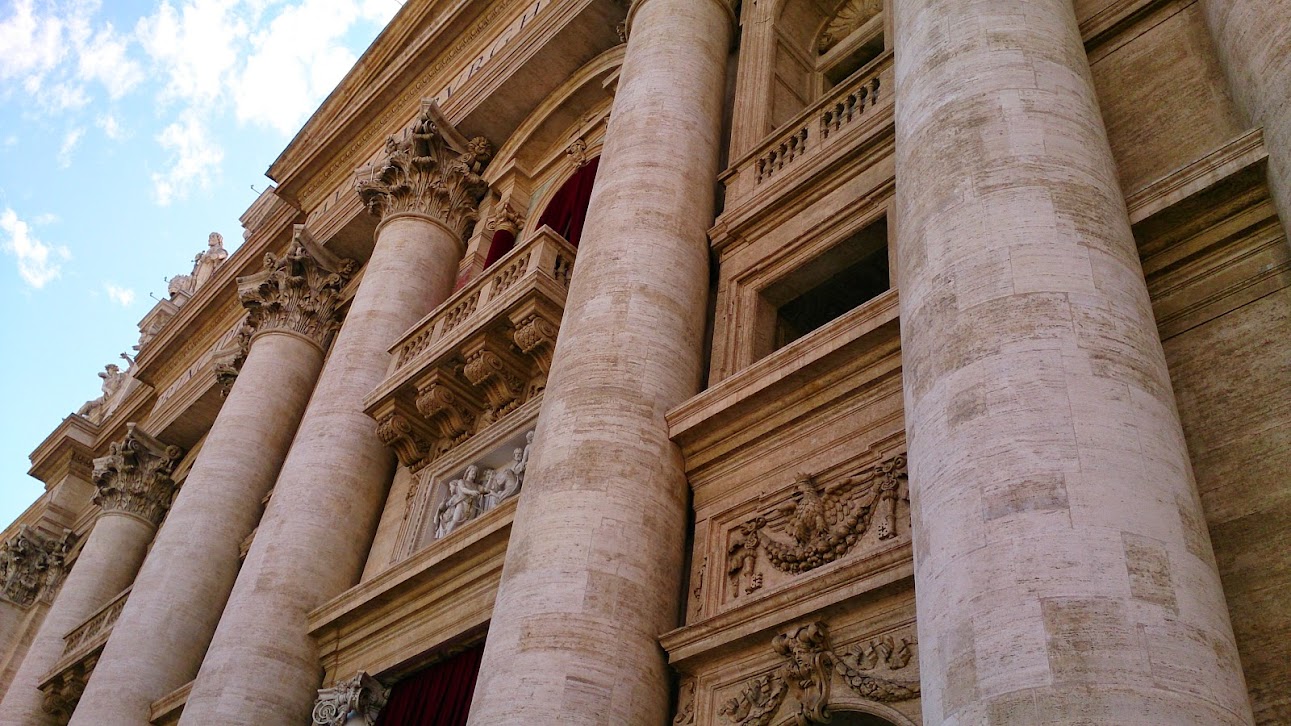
365, 225, 576, 471
723, 51, 893, 206
36, 586, 131, 719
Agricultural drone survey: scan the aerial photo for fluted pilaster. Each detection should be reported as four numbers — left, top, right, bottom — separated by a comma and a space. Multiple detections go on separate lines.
66, 229, 350, 726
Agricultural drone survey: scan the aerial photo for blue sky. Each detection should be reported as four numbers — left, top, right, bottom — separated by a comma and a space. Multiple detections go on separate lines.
0, 0, 400, 525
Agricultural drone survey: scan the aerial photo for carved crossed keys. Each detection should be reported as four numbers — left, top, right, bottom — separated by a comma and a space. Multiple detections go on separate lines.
719, 621, 919, 726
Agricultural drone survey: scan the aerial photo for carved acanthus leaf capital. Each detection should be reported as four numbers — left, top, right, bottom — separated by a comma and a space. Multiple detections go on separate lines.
355, 101, 493, 237
0, 526, 77, 608
238, 225, 354, 350
92, 424, 184, 526
485, 202, 525, 235
312, 672, 389, 726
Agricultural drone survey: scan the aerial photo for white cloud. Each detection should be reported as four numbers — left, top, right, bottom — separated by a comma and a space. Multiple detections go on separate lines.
136, 0, 246, 108
151, 111, 223, 205
103, 282, 136, 306
75, 23, 143, 99
58, 127, 84, 167
0, 207, 71, 289
3, 135, 16, 147
0, 0, 66, 82
96, 113, 123, 140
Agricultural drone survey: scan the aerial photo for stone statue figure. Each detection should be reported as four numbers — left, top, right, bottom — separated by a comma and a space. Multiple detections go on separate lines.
191, 232, 228, 289
434, 465, 483, 539
76, 363, 126, 424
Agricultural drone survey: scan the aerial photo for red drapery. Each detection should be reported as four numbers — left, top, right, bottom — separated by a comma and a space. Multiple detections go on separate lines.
484, 156, 600, 267
374, 645, 484, 726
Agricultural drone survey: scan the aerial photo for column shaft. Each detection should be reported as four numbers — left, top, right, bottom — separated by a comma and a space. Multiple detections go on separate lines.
468, 1, 731, 722
894, 0, 1253, 723
68, 331, 324, 725
177, 215, 461, 726
1200, 1, 1291, 233
0, 513, 154, 726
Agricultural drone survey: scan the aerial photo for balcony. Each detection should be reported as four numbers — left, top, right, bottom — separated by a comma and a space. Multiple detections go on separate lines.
718, 51, 894, 226
39, 586, 131, 719
364, 225, 575, 470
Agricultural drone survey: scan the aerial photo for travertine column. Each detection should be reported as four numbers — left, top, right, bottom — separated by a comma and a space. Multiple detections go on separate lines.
468, 0, 732, 722
895, 0, 1253, 723
1200, 1, 1291, 233
0, 426, 181, 726
177, 107, 490, 726
67, 231, 351, 726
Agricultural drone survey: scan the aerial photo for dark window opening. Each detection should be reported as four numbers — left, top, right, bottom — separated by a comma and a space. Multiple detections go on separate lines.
760, 216, 889, 354
375, 643, 484, 726
821, 30, 884, 90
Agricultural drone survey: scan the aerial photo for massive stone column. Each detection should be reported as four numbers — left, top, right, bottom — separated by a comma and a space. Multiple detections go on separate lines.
177, 106, 490, 726
66, 230, 351, 726
894, 0, 1254, 723
1200, 1, 1291, 232
0, 426, 181, 726
468, 1, 732, 723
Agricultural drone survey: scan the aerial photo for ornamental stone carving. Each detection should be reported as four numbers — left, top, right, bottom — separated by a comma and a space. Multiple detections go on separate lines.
211, 322, 252, 396
355, 101, 493, 237
726, 455, 907, 599
375, 410, 434, 472
76, 362, 129, 425
719, 621, 918, 726
817, 0, 882, 53
92, 424, 184, 526
238, 226, 355, 350
485, 202, 525, 235
311, 671, 389, 726
0, 526, 76, 608
432, 430, 533, 539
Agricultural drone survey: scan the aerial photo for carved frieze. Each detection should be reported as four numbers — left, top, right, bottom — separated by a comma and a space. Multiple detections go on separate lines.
0, 526, 77, 608
355, 102, 493, 238
312, 671, 389, 726
719, 621, 918, 726
432, 430, 533, 540
726, 455, 907, 601
238, 226, 354, 350
91, 424, 184, 526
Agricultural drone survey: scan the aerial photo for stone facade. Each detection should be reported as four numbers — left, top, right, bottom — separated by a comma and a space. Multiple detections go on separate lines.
1, 0, 1288, 724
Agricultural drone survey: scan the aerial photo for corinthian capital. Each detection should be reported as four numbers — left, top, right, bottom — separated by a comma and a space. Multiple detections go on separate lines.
312, 672, 389, 726
355, 101, 493, 238
238, 225, 355, 350
0, 526, 77, 608
92, 424, 184, 526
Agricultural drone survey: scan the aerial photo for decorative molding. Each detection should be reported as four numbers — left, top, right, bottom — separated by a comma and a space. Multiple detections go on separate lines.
0, 526, 77, 608
485, 202, 526, 235
238, 225, 355, 351
818, 0, 882, 53
311, 671, 389, 726
92, 424, 184, 526
355, 101, 493, 237
719, 621, 918, 726
726, 456, 907, 598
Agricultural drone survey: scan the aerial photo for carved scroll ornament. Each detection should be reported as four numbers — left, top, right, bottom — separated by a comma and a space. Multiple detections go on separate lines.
0, 526, 77, 608
355, 103, 493, 237
238, 226, 355, 350
92, 424, 184, 526
312, 672, 389, 726
720, 621, 918, 726
727, 455, 907, 598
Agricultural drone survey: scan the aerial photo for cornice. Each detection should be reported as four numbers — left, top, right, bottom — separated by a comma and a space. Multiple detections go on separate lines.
27, 415, 98, 486
132, 192, 301, 390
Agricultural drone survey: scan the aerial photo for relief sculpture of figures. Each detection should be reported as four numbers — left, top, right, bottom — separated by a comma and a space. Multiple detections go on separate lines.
434, 465, 483, 539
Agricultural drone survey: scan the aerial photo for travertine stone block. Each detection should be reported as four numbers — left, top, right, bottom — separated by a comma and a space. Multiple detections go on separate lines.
893, 0, 1254, 723
467, 0, 733, 723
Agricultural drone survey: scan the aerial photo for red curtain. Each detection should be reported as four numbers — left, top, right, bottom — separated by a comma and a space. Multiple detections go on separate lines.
374, 645, 484, 726
535, 156, 600, 248
482, 228, 516, 268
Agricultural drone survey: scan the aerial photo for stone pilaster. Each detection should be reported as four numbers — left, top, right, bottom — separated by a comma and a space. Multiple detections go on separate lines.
893, 0, 1253, 723
311, 672, 389, 726
1200, 1, 1291, 236
467, 0, 734, 722
66, 230, 351, 726
177, 107, 490, 726
0, 527, 76, 610
0, 427, 182, 726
